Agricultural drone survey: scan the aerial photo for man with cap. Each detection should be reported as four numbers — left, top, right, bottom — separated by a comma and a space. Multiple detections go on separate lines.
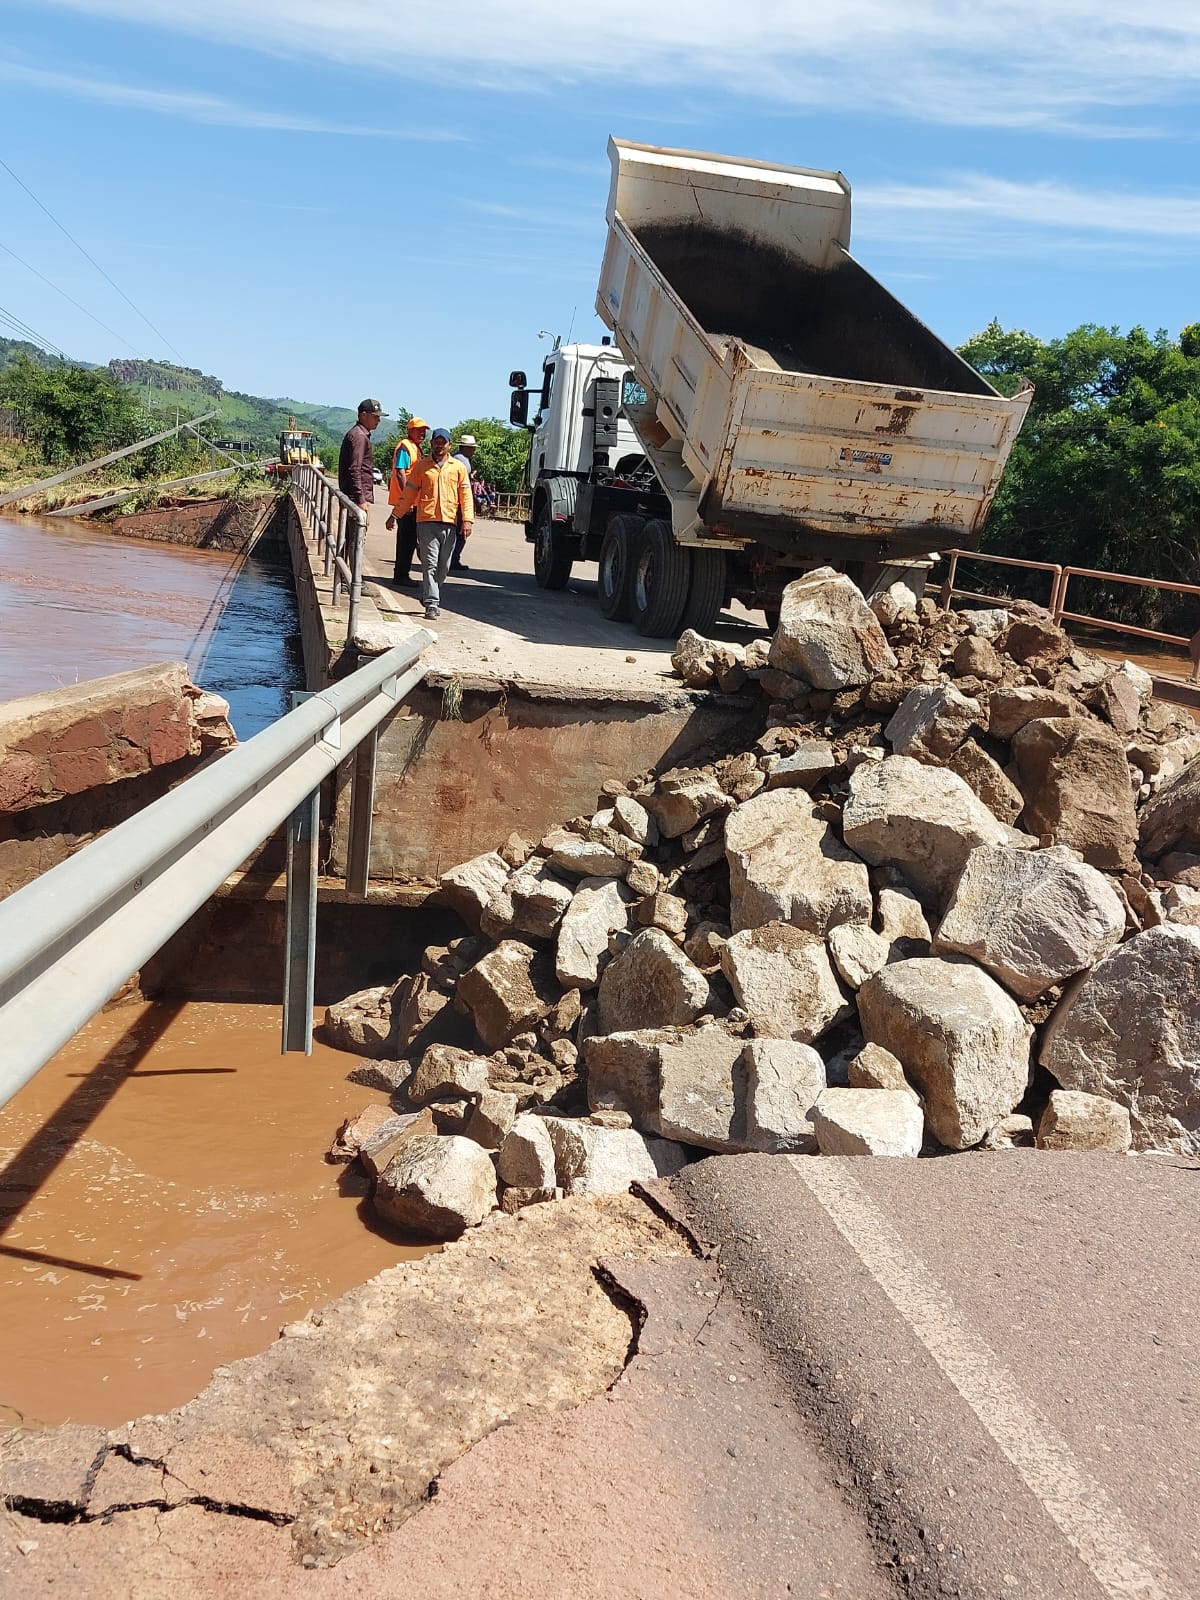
338, 399, 385, 514
408, 427, 472, 620
384, 416, 429, 586
449, 432, 478, 571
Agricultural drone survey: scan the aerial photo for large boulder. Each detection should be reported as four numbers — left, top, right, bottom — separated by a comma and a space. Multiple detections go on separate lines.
812, 1089, 924, 1157
542, 1119, 690, 1195
322, 985, 399, 1058
584, 1028, 679, 1126
934, 844, 1126, 1001
768, 567, 898, 689
373, 1135, 497, 1239
555, 876, 636, 990
724, 789, 871, 936
857, 957, 1033, 1149
439, 852, 511, 933
655, 1026, 749, 1153
406, 1044, 490, 1107
885, 683, 982, 763
985, 687, 1077, 740
1010, 716, 1138, 870
644, 770, 731, 840
496, 1113, 557, 1188
946, 740, 1024, 825
481, 860, 574, 942
457, 940, 560, 1051
842, 756, 1012, 907
742, 1039, 826, 1153
597, 929, 710, 1034
1040, 925, 1200, 1154
721, 923, 851, 1043
1139, 757, 1200, 863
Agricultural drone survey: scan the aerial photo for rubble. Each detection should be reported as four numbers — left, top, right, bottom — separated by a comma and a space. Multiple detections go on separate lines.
320, 570, 1200, 1233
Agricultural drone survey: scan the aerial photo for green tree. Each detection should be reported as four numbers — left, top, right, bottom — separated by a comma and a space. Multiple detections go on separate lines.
0, 357, 145, 463
958, 321, 1200, 632
447, 417, 529, 492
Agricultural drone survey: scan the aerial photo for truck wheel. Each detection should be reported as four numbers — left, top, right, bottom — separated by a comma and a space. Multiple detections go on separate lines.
533, 500, 572, 590
681, 548, 726, 635
598, 514, 642, 621
631, 519, 690, 637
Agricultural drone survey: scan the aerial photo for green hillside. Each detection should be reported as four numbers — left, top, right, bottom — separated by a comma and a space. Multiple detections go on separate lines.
0, 340, 352, 455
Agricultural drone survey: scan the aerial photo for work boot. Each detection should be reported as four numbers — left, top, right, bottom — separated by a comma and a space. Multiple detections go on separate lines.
424, 605, 440, 621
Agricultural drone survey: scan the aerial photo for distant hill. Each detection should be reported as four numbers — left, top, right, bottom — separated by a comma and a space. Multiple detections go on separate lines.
0, 338, 353, 454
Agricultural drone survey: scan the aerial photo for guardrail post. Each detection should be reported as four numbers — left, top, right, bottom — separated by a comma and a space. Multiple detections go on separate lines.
938, 551, 959, 610
283, 690, 319, 1055
345, 728, 378, 896
347, 508, 366, 644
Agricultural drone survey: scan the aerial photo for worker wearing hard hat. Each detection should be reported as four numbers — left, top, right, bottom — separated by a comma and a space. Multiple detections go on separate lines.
385, 416, 429, 587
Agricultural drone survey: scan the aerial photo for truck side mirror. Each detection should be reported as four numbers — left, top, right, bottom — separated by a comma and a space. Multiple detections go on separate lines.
508, 370, 527, 389
509, 389, 530, 427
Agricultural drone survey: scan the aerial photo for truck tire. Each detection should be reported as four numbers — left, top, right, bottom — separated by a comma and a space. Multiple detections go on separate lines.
680, 547, 726, 634
598, 514, 642, 621
631, 519, 690, 638
533, 499, 572, 590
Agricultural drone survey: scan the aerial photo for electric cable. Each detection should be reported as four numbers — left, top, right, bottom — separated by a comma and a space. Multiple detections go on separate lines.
0, 238, 139, 352
0, 299, 69, 360
0, 155, 187, 363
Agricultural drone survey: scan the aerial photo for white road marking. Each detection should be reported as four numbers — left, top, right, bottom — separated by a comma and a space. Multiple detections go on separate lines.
788, 1157, 1180, 1600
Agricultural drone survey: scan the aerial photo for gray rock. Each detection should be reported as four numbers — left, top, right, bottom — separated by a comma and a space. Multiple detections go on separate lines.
597, 928, 710, 1034
496, 1112, 557, 1188
464, 1089, 520, 1150
842, 755, 1011, 907
655, 1026, 749, 1152
1011, 716, 1139, 870
1040, 925, 1200, 1154
742, 1039, 826, 1153
584, 1027, 681, 1125
357, 1109, 438, 1180
768, 567, 898, 689
439, 851, 511, 933
725, 788, 871, 936
542, 1119, 690, 1195
612, 794, 656, 847
1139, 757, 1200, 862
550, 839, 630, 879
981, 1113, 1035, 1150
644, 770, 731, 839
323, 985, 398, 1059
885, 682, 982, 763
457, 940, 560, 1051
555, 876, 636, 990
671, 628, 716, 688
1036, 1090, 1132, 1153
875, 885, 932, 946
847, 1042, 918, 1100
721, 922, 851, 1043
763, 741, 837, 791
481, 860, 575, 942
373, 1135, 497, 1239
959, 607, 1009, 640
934, 843, 1126, 1001
857, 957, 1033, 1150
406, 1044, 491, 1107
812, 1089, 924, 1157
952, 635, 1004, 681
635, 890, 689, 938
828, 921, 890, 989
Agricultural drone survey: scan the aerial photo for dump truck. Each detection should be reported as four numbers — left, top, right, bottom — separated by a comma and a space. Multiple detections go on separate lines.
509, 138, 1032, 637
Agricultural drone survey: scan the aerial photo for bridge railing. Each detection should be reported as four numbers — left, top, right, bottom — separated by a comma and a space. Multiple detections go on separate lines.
491, 491, 530, 523
290, 463, 367, 640
0, 631, 433, 1111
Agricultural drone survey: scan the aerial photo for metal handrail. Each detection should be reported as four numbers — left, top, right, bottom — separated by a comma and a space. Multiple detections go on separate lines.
938, 548, 1063, 613
290, 463, 368, 640
0, 632, 432, 1109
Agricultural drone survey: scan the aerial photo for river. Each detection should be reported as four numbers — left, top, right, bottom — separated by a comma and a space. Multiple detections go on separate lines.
0, 511, 305, 737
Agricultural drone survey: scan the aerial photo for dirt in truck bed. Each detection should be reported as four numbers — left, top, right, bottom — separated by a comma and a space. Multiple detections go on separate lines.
637, 222, 995, 397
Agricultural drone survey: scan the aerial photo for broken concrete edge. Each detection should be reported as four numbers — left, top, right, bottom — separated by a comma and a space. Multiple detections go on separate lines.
417, 670, 752, 714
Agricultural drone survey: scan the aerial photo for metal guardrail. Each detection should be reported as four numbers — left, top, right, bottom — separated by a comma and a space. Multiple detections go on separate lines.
491, 491, 530, 523
938, 549, 1200, 669
290, 463, 368, 641
0, 633, 432, 1111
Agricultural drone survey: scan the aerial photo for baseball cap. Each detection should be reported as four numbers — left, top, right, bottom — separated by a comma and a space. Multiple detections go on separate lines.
357, 398, 385, 415
409, 416, 429, 431
459, 434, 477, 447
432, 427, 451, 442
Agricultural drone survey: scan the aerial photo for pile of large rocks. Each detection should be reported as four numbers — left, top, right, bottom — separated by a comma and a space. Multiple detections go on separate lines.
325, 566, 1200, 1239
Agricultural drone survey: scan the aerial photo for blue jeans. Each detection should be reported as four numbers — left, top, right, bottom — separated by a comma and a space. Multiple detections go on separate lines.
417, 521, 455, 610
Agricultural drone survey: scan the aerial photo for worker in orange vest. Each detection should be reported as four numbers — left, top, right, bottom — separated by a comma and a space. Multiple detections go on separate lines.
384, 416, 429, 586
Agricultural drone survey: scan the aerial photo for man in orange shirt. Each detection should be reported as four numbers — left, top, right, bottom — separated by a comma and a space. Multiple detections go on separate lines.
408, 427, 472, 621
384, 416, 429, 587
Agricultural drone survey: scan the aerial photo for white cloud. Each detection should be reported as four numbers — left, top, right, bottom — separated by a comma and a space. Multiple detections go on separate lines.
28, 0, 1200, 132
0, 59, 464, 138
855, 173, 1200, 258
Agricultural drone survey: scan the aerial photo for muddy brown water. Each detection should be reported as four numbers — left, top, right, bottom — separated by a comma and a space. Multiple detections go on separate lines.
0, 1003, 428, 1430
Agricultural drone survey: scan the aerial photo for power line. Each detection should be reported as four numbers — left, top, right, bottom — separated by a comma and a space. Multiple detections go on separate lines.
0, 299, 69, 360
0, 155, 187, 363
0, 238, 139, 353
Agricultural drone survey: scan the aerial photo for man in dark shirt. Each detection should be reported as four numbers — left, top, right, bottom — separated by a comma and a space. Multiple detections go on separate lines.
338, 399, 385, 511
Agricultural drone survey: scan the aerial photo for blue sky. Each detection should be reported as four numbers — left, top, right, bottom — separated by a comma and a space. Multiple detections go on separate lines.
1, 1, 1198, 426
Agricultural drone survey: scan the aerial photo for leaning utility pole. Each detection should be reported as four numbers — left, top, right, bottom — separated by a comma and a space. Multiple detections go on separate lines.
0, 410, 219, 509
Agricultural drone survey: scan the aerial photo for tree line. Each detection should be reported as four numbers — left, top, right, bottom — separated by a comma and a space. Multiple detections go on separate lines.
372, 412, 529, 494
